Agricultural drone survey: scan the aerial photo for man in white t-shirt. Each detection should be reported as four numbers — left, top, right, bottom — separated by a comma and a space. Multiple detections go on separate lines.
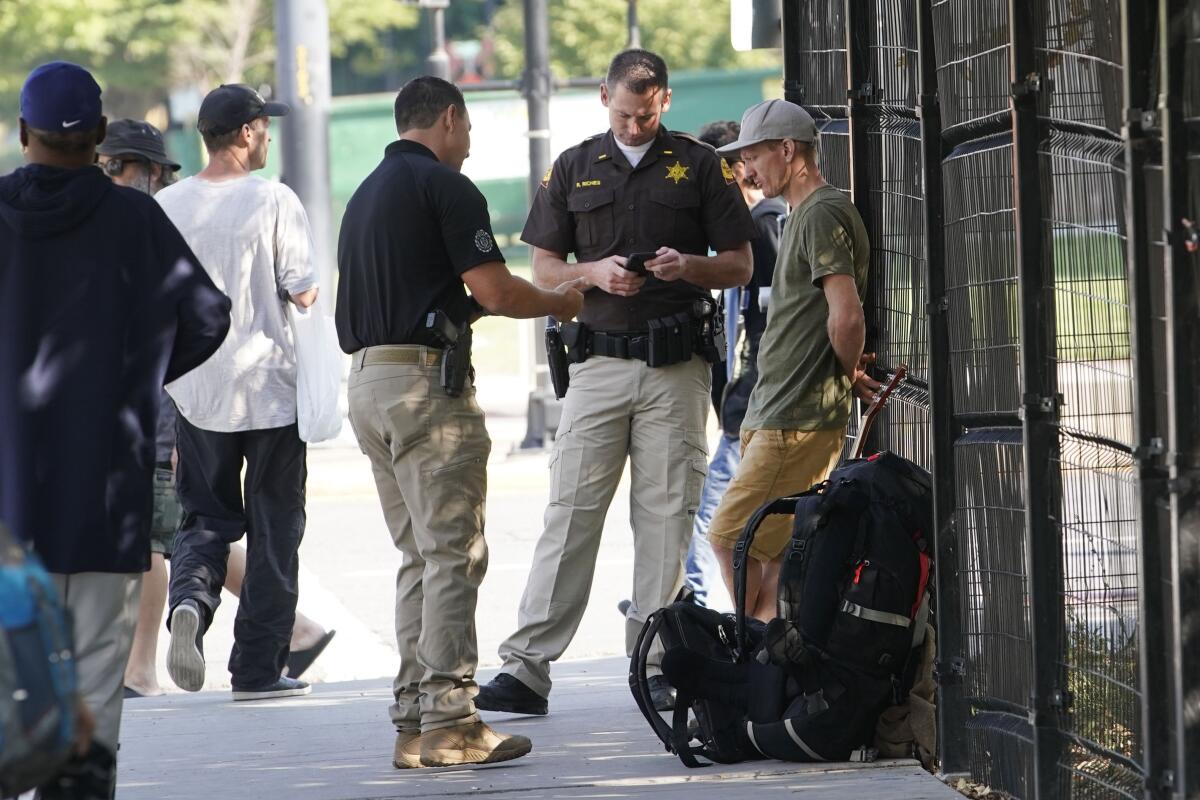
157, 84, 320, 701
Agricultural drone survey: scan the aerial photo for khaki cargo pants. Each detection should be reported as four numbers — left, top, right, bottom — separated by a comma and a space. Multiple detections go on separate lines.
347, 346, 491, 733
498, 355, 711, 697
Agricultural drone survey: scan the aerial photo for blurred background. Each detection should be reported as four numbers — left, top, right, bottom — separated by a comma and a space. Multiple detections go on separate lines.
0, 0, 782, 444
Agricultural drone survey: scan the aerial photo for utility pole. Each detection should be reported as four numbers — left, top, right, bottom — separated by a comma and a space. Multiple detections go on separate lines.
520, 0, 554, 448
627, 0, 641, 48
424, 1, 451, 80
275, 0, 334, 293
523, 0, 551, 205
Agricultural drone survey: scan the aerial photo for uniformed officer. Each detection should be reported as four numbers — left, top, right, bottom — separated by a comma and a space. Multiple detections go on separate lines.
475, 49, 755, 715
335, 76, 583, 769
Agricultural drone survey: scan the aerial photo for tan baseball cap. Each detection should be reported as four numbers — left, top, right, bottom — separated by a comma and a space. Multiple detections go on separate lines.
715, 99, 817, 155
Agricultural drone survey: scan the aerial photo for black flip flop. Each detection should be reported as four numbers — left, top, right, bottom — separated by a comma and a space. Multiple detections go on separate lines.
123, 686, 145, 699
285, 629, 336, 679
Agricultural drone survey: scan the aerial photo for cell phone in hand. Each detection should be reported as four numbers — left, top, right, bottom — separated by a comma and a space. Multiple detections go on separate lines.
624, 251, 657, 276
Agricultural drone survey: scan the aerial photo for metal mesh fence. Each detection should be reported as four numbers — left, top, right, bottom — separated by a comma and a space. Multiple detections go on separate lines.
867, 0, 920, 109
967, 710, 1036, 798
813, 113, 851, 195
865, 112, 933, 469
783, 5, 1161, 792
867, 114, 929, 381
1183, 2, 1200, 125
791, 2, 847, 106
931, 0, 1012, 142
1034, 0, 1124, 136
943, 134, 1022, 419
1041, 132, 1133, 447
1054, 431, 1143, 800
954, 428, 1032, 711
954, 428, 1035, 795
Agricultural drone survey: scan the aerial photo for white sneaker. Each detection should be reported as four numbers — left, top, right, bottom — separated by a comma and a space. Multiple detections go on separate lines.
166, 601, 205, 692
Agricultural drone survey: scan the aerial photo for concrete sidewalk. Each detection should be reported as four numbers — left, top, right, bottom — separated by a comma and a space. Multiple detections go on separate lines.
117, 657, 960, 800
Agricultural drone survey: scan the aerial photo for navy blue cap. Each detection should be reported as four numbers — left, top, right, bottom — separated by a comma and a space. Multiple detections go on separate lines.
20, 61, 103, 132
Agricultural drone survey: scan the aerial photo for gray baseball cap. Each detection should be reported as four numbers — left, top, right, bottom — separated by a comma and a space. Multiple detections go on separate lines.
715, 99, 817, 155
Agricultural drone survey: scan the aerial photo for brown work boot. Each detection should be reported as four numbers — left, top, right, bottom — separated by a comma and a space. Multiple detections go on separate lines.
393, 731, 423, 769
419, 721, 532, 767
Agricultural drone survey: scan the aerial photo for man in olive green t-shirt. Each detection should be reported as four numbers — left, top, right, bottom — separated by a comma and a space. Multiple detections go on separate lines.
708, 100, 877, 620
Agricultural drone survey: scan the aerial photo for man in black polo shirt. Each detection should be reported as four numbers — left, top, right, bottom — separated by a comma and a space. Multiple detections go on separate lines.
336, 76, 582, 769
475, 49, 755, 716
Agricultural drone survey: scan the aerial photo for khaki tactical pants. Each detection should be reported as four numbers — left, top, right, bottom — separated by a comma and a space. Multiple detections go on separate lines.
347, 346, 491, 733
498, 355, 710, 697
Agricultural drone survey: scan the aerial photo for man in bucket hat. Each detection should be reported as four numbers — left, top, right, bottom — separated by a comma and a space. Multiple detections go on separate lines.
96, 118, 181, 195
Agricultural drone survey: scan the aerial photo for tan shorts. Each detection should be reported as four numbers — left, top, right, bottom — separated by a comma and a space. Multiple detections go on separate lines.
707, 427, 845, 561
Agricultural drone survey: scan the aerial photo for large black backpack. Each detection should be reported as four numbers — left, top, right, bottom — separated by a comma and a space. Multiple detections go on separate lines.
628, 592, 764, 767
631, 451, 933, 767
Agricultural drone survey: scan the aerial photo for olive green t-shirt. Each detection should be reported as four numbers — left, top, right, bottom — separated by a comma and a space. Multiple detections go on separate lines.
742, 184, 870, 432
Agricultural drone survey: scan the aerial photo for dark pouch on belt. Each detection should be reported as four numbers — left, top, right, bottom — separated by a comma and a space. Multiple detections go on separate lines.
673, 312, 694, 364
665, 318, 684, 365
647, 319, 667, 367
560, 321, 590, 364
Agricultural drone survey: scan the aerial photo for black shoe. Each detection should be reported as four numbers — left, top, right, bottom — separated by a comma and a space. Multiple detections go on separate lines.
648, 675, 676, 712
231, 675, 312, 701
285, 629, 337, 680
617, 598, 632, 617
475, 673, 548, 715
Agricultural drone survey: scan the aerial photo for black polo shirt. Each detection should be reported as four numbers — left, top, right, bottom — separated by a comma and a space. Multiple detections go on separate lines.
522, 128, 755, 332
335, 140, 504, 352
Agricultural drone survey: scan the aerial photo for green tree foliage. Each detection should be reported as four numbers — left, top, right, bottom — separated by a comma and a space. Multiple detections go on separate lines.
0, 0, 419, 120
0, 0, 176, 117
487, 0, 779, 80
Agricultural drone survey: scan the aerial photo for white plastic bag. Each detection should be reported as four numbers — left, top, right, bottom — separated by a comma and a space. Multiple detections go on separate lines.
289, 304, 344, 443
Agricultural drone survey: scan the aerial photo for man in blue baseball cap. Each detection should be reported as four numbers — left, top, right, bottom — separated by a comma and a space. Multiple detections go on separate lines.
17, 60, 105, 146
0, 61, 232, 797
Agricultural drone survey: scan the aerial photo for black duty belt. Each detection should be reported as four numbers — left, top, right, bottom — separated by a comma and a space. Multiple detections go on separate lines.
590, 331, 654, 361
558, 301, 724, 370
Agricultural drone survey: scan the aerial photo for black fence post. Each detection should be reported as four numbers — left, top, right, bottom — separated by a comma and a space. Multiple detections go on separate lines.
1160, 0, 1200, 795
781, 0, 804, 105
1009, 1, 1067, 797
844, 0, 872, 215
917, 0, 967, 777
1123, 1, 1174, 797
844, 0, 873, 302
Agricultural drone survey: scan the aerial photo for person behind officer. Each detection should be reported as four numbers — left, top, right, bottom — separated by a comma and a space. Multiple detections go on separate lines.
335, 76, 583, 768
475, 49, 754, 716
709, 100, 876, 620
94, 119, 182, 699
